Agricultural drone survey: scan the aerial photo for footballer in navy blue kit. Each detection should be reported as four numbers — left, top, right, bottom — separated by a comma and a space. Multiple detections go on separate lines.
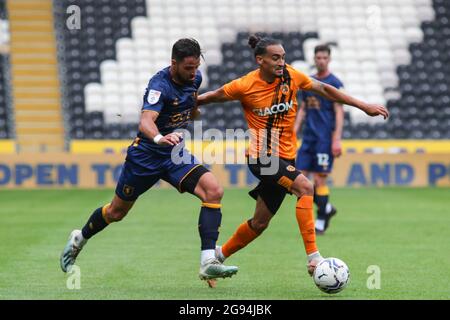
60, 39, 238, 284
294, 44, 344, 235
116, 65, 203, 200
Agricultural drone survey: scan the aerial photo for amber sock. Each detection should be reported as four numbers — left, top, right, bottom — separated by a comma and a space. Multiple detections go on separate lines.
295, 195, 318, 255
221, 220, 259, 258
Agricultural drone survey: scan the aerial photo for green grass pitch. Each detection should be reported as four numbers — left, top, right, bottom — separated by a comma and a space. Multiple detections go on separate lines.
0, 187, 449, 300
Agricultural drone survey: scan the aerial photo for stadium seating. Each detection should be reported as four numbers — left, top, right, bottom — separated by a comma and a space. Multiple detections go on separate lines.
385, 0, 450, 139
0, 55, 9, 139
53, 0, 448, 139
0, 0, 9, 139
53, 0, 147, 139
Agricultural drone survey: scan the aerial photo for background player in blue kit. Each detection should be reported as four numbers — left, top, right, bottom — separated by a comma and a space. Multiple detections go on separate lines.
294, 44, 344, 235
60, 38, 238, 282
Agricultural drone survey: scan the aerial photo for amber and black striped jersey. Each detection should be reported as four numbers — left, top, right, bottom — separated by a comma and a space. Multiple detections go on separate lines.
223, 64, 313, 159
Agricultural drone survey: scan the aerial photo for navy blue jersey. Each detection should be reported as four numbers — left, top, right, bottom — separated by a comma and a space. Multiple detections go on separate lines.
301, 73, 343, 141
135, 66, 202, 155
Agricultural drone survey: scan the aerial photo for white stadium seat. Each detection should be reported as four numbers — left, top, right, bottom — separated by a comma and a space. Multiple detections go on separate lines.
149, 26, 166, 39
104, 105, 122, 124
346, 72, 362, 84
119, 60, 137, 73
204, 49, 222, 66
85, 84, 103, 113
341, 50, 358, 62
120, 71, 137, 85
88, 0, 437, 125
103, 94, 121, 108
393, 49, 411, 65
405, 27, 423, 43
380, 71, 399, 88
121, 107, 140, 124
291, 60, 313, 74
121, 83, 139, 95
103, 83, 121, 96
137, 60, 152, 73
136, 48, 151, 62
138, 72, 151, 87
417, 6, 435, 21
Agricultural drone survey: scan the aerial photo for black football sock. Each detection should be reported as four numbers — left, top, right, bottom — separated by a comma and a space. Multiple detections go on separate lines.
81, 205, 110, 239
198, 203, 222, 251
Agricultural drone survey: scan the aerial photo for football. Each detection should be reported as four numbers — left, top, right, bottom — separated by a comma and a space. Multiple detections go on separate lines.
313, 257, 350, 294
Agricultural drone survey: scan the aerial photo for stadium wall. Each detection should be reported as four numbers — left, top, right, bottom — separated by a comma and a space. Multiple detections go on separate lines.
0, 141, 449, 188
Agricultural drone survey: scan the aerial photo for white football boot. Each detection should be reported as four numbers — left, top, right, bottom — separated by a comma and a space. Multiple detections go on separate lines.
60, 229, 87, 272
199, 258, 238, 281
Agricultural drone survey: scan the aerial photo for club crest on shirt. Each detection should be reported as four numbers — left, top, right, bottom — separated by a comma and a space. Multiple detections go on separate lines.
281, 83, 290, 95
148, 89, 161, 105
123, 185, 135, 197
286, 165, 296, 172
172, 98, 179, 106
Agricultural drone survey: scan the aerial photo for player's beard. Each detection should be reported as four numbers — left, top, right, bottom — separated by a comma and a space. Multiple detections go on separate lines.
183, 77, 195, 85
178, 72, 195, 85
173, 72, 194, 85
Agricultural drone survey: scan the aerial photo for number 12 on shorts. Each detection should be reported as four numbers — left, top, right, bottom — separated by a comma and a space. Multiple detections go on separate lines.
317, 153, 329, 167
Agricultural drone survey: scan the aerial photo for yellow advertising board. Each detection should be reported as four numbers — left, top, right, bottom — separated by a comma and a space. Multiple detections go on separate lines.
69, 140, 450, 155
0, 153, 449, 189
0, 140, 15, 154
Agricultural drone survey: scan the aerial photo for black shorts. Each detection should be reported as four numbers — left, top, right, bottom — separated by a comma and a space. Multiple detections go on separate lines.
247, 156, 302, 215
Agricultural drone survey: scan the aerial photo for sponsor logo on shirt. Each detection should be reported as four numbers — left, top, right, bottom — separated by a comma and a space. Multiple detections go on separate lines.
252, 101, 294, 117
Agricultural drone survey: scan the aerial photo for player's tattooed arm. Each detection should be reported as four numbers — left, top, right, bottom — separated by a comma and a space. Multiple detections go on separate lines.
140, 110, 182, 146
309, 79, 389, 119
197, 87, 231, 106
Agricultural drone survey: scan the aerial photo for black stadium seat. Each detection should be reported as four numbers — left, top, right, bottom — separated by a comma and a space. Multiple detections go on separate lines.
48, 0, 449, 140
53, 0, 146, 138
382, 0, 450, 139
0, 17, 10, 138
